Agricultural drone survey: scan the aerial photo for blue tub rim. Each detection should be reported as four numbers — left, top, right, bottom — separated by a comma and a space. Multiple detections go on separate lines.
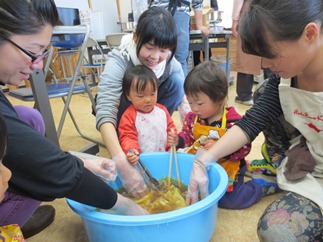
67, 155, 228, 226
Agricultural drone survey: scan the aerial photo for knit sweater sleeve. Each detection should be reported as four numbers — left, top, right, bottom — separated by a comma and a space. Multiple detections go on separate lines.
235, 75, 283, 142
96, 48, 130, 129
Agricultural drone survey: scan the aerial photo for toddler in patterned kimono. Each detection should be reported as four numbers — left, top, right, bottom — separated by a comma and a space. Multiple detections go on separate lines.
168, 61, 278, 209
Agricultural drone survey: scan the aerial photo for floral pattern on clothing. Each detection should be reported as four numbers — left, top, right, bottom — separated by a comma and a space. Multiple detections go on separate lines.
178, 107, 251, 161
253, 79, 300, 169
258, 192, 323, 241
179, 112, 206, 146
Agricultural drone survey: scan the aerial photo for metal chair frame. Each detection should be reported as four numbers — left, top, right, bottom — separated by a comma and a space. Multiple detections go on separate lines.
9, 25, 104, 147
105, 33, 126, 49
82, 37, 107, 86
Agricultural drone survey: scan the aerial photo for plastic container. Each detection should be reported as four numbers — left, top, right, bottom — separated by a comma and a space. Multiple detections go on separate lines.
67, 152, 228, 242
211, 55, 232, 76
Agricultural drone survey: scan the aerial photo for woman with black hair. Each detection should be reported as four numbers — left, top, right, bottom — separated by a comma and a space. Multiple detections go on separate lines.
189, 0, 323, 240
96, 6, 185, 197
0, 0, 148, 238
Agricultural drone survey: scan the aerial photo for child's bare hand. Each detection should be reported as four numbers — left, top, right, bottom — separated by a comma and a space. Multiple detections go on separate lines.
203, 139, 216, 150
167, 131, 179, 147
126, 149, 139, 166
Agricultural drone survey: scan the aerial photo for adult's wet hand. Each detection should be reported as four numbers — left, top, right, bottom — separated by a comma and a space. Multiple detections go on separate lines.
113, 152, 147, 198
186, 162, 209, 205
112, 193, 149, 215
186, 148, 214, 205
70, 151, 117, 181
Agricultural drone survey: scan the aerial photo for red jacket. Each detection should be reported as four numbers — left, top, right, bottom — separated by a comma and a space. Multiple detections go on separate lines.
118, 103, 177, 154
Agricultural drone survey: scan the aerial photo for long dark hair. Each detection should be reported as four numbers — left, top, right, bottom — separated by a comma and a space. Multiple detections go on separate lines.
239, 0, 323, 58
135, 6, 177, 62
0, 0, 59, 40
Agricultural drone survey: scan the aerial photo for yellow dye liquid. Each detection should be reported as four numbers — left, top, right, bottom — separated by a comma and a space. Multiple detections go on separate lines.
120, 177, 188, 214
97, 178, 188, 215
133, 178, 187, 214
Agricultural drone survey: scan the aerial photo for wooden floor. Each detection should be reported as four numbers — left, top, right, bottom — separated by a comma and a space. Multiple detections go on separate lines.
6, 71, 284, 242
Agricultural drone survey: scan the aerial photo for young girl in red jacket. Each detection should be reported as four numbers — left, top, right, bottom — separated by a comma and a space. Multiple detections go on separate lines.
118, 65, 177, 165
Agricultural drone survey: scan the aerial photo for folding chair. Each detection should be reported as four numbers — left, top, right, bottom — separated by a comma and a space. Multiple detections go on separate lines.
9, 25, 105, 147
81, 37, 107, 86
105, 33, 126, 49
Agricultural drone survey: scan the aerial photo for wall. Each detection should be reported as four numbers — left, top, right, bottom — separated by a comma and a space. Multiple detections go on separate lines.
54, 0, 88, 10
118, 0, 233, 27
54, 0, 121, 39
53, 0, 233, 39
203, 0, 233, 28
217, 0, 233, 28
91, 0, 121, 35
119, 0, 132, 23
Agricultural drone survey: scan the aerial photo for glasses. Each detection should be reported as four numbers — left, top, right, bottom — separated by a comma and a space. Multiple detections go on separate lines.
0, 33, 50, 64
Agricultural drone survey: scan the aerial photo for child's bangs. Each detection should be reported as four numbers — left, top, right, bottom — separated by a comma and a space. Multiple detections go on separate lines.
134, 76, 158, 93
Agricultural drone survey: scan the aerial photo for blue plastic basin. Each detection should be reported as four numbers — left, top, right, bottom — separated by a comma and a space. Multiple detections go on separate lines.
67, 152, 228, 242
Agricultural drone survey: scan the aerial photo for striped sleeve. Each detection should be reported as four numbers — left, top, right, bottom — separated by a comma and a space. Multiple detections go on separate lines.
235, 75, 284, 142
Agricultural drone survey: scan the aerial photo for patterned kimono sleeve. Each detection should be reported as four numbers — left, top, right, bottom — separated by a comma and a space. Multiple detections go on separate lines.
229, 144, 251, 161
225, 107, 252, 161
178, 112, 196, 148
